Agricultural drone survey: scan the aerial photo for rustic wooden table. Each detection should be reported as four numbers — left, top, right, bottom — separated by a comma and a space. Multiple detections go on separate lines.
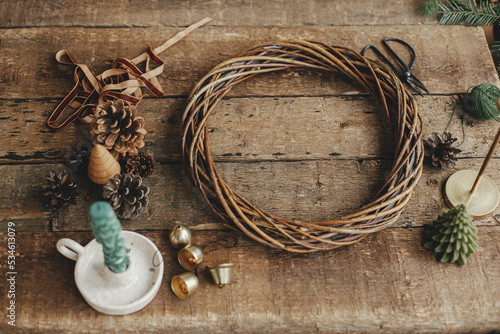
1, 1, 500, 333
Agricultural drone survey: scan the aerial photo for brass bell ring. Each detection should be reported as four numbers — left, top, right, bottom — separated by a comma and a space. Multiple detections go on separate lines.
171, 272, 199, 299
169, 224, 192, 249
207, 263, 235, 288
178, 244, 203, 270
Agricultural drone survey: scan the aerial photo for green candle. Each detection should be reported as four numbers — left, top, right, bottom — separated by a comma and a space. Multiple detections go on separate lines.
89, 201, 130, 273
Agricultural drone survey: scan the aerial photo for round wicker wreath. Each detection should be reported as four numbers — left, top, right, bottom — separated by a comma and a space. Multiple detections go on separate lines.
181, 40, 423, 253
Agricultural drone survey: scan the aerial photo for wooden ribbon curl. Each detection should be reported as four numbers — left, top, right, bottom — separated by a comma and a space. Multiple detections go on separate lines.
46, 17, 212, 130
182, 40, 424, 253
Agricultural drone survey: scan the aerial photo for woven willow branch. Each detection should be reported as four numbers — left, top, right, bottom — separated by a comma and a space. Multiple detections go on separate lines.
182, 40, 424, 253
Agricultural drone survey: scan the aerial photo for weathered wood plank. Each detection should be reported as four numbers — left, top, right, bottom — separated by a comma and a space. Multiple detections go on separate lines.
1, 95, 498, 164
1, 1, 497, 333
1, 227, 499, 333
0, 25, 495, 100
0, 0, 435, 28
2, 156, 498, 233
0, 164, 51, 233
209, 95, 500, 161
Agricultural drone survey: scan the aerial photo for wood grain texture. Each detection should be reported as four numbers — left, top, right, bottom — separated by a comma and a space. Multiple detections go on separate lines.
0, 0, 435, 28
2, 156, 498, 233
1, 228, 499, 333
0, 25, 496, 100
1, 96, 498, 164
1, 1, 499, 332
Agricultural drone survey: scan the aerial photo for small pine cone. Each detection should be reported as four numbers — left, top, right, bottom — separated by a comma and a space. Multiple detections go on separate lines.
102, 173, 150, 219
66, 140, 93, 171
90, 100, 147, 160
42, 170, 78, 209
423, 204, 478, 265
123, 152, 155, 178
423, 132, 462, 170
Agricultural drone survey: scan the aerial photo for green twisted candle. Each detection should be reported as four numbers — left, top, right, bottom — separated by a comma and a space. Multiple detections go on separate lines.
89, 201, 130, 273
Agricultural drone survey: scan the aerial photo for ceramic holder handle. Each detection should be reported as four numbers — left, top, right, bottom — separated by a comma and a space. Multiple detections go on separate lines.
57, 238, 84, 261
56, 231, 164, 315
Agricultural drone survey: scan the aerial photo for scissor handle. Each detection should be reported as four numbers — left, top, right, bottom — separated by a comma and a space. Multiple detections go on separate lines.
382, 38, 416, 73
362, 38, 428, 96
361, 45, 400, 75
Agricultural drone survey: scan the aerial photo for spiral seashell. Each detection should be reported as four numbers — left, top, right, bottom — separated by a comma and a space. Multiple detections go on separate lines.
88, 144, 121, 184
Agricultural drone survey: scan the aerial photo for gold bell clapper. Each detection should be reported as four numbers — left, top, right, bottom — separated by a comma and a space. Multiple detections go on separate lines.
171, 272, 199, 299
443, 127, 500, 219
207, 263, 235, 288
178, 244, 204, 270
169, 224, 192, 249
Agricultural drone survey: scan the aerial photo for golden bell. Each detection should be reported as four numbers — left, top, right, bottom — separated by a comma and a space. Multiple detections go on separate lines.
88, 144, 121, 184
169, 224, 192, 249
171, 272, 199, 299
207, 263, 235, 288
178, 244, 203, 270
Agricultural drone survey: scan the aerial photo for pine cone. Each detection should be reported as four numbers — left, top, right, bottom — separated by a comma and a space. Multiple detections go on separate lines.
66, 140, 93, 171
423, 204, 478, 265
123, 152, 155, 178
42, 170, 78, 209
423, 132, 462, 170
90, 100, 147, 159
102, 173, 150, 219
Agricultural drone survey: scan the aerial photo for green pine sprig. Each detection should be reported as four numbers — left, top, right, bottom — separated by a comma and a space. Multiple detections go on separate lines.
491, 39, 500, 57
490, 40, 500, 72
420, 0, 444, 15
439, 0, 500, 26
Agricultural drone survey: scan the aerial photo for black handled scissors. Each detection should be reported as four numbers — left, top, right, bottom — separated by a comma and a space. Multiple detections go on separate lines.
361, 38, 429, 96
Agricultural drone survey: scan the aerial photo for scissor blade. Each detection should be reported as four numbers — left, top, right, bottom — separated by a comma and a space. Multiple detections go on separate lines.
406, 74, 429, 95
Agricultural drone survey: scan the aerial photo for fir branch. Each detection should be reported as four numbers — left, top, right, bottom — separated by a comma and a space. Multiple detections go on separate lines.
470, 0, 500, 25
491, 40, 500, 56
439, 0, 500, 26
420, 0, 444, 15
439, 0, 472, 25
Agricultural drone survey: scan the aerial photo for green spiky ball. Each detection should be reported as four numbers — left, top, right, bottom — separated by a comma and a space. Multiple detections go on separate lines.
423, 204, 478, 265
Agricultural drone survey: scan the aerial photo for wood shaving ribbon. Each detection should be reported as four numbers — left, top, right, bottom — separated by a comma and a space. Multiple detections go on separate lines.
46, 17, 212, 130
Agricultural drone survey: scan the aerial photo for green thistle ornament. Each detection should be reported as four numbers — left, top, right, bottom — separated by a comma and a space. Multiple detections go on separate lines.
423, 204, 478, 265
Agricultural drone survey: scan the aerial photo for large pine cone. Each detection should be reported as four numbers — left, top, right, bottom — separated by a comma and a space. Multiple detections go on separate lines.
423, 132, 461, 170
102, 173, 150, 219
42, 170, 78, 209
90, 100, 147, 159
123, 152, 155, 178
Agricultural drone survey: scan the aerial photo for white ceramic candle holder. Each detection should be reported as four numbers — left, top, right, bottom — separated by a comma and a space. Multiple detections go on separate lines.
57, 231, 164, 315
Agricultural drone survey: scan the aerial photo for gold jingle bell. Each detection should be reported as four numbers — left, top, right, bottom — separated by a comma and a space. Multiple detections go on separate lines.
178, 244, 203, 270
207, 263, 235, 288
171, 272, 199, 299
169, 224, 192, 249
